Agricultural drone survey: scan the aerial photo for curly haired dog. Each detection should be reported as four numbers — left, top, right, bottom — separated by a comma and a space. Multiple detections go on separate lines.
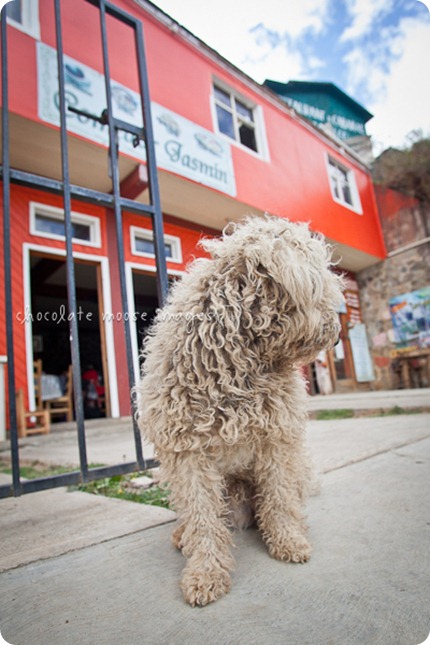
136, 215, 344, 607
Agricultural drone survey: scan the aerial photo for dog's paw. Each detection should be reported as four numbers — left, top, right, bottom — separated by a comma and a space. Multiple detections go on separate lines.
267, 535, 312, 563
171, 524, 185, 550
181, 566, 231, 607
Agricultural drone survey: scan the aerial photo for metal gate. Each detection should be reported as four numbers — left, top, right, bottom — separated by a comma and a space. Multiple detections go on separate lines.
0, 0, 168, 498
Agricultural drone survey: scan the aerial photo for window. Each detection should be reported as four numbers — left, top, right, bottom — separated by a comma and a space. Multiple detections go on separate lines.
6, 0, 40, 39
131, 227, 182, 263
30, 203, 101, 247
213, 83, 259, 153
327, 156, 362, 214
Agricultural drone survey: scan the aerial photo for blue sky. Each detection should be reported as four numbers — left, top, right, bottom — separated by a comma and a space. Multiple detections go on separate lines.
150, 0, 430, 154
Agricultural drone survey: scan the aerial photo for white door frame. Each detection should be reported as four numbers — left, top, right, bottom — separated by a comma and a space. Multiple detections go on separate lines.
23, 243, 120, 417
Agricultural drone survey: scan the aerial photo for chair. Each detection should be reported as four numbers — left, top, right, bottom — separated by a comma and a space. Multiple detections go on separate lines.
46, 364, 74, 422
16, 388, 50, 438
33, 359, 43, 410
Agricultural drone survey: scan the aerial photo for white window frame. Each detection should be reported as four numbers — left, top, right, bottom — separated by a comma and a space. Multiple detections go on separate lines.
326, 155, 363, 215
29, 202, 101, 248
130, 226, 183, 264
6, 0, 40, 39
211, 79, 269, 160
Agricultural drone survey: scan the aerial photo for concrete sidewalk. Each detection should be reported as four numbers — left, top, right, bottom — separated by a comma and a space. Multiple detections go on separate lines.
1, 411, 430, 644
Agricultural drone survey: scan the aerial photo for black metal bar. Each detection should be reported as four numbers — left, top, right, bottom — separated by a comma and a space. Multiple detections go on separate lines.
86, 0, 139, 27
97, 0, 148, 469
54, 0, 89, 481
67, 106, 145, 143
0, 0, 166, 498
1, 8, 22, 497
0, 168, 156, 215
0, 459, 160, 499
135, 19, 169, 306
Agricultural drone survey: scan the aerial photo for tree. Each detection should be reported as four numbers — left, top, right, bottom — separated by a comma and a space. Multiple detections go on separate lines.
372, 130, 430, 204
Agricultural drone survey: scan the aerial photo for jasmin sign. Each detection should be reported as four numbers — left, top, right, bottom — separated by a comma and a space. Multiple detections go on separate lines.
37, 42, 236, 196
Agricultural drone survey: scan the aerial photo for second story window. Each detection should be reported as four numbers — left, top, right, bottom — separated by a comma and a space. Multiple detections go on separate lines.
213, 83, 258, 153
327, 156, 362, 214
6, 0, 40, 39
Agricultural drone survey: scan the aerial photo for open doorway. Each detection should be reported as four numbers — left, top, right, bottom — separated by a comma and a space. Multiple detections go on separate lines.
30, 253, 109, 419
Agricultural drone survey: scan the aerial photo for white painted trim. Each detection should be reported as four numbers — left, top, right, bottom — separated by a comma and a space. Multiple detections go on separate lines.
211, 77, 270, 162
29, 201, 102, 248
125, 261, 185, 384
130, 226, 183, 264
22, 243, 120, 418
325, 153, 363, 215
6, 0, 40, 40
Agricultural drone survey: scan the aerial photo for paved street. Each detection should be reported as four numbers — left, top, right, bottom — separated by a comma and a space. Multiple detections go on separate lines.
0, 392, 429, 644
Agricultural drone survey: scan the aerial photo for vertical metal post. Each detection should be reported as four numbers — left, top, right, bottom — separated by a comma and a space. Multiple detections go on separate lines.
135, 21, 168, 306
1, 8, 21, 496
53, 0, 89, 480
97, 0, 146, 468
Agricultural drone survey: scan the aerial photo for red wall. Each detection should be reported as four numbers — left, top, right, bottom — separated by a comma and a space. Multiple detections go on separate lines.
0, 185, 212, 413
2, 0, 386, 260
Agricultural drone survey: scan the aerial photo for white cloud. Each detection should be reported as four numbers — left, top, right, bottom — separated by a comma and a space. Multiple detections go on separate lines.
151, 0, 430, 150
151, 0, 331, 76
364, 17, 430, 151
340, 0, 396, 42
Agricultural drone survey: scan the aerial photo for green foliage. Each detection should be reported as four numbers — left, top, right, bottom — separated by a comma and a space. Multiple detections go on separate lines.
316, 409, 355, 420
77, 472, 171, 509
373, 132, 430, 204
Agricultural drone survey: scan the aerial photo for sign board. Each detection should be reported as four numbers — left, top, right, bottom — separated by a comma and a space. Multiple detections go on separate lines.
282, 96, 366, 141
349, 323, 375, 382
389, 286, 430, 349
37, 42, 236, 196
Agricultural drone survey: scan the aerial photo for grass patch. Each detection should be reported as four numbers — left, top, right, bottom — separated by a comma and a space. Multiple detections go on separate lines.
76, 472, 170, 509
0, 460, 82, 479
0, 460, 170, 508
316, 409, 355, 421
380, 405, 420, 416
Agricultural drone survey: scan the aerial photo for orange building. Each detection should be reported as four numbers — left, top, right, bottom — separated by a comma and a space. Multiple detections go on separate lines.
1, 0, 386, 421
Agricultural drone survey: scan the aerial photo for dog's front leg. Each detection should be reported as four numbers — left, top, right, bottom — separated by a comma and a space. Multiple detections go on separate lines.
167, 452, 234, 607
254, 440, 312, 563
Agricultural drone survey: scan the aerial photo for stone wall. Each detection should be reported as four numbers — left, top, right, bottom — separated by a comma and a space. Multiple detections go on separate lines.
356, 186, 430, 389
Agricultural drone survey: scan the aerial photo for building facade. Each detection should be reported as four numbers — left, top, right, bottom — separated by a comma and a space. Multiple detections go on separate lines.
1, 0, 387, 421
357, 186, 430, 390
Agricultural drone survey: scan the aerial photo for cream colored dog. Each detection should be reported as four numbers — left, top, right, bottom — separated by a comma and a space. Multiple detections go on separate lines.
136, 215, 344, 607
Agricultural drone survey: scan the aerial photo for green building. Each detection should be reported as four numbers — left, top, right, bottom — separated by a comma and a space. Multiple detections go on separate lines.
264, 80, 373, 146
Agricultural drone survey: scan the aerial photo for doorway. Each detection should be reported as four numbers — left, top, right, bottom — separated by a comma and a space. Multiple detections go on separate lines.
30, 252, 109, 418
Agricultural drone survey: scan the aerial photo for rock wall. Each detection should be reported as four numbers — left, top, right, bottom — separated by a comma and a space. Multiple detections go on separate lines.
356, 186, 430, 389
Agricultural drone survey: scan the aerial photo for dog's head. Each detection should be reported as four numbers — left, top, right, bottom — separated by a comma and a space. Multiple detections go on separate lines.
200, 215, 345, 365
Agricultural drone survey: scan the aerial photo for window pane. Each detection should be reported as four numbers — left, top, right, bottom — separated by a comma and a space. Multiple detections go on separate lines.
239, 123, 257, 151
35, 213, 91, 242
6, 0, 22, 23
341, 182, 353, 205
236, 100, 253, 122
36, 215, 65, 237
135, 236, 173, 258
72, 222, 91, 241
214, 86, 231, 107
216, 104, 235, 139
135, 237, 155, 255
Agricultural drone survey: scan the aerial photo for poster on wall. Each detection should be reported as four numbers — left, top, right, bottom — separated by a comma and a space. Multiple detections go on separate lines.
389, 286, 430, 349
37, 42, 237, 197
348, 323, 375, 382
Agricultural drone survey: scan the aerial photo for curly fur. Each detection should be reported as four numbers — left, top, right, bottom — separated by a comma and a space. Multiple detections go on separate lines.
135, 214, 344, 606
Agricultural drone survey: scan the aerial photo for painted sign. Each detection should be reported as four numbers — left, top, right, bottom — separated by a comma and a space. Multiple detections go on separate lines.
37, 42, 236, 196
282, 96, 366, 141
389, 286, 430, 348
348, 324, 375, 382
